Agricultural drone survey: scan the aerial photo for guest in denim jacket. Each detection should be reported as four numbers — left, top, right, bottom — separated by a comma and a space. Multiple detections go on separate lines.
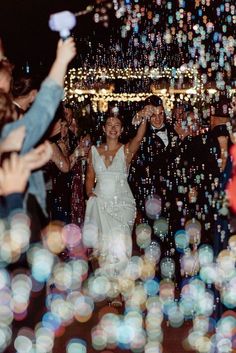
0, 38, 76, 239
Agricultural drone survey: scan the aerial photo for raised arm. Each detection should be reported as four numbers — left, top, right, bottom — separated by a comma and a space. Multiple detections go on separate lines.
1, 38, 76, 154
47, 38, 76, 86
125, 117, 148, 164
85, 148, 96, 198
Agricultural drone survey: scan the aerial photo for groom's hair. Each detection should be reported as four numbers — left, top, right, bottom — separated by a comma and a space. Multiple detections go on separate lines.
143, 95, 163, 108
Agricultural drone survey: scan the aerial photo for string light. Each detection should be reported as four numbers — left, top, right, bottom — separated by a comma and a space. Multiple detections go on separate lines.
64, 66, 204, 111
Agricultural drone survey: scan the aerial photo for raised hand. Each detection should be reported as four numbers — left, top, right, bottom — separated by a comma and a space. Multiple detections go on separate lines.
0, 153, 30, 196
21, 141, 53, 171
132, 104, 155, 126
56, 37, 77, 66
48, 37, 77, 86
0, 126, 26, 153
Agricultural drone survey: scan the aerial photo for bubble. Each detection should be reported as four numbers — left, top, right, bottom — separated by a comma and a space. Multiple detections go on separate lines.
153, 217, 168, 239
193, 316, 210, 334
126, 282, 147, 309
82, 221, 99, 248
144, 242, 161, 264
216, 338, 232, 352
129, 329, 146, 352
0, 328, 8, 351
144, 278, 160, 296
160, 257, 175, 279
91, 326, 107, 351
88, 274, 111, 301
42, 312, 61, 331
145, 195, 162, 219
70, 259, 88, 290
31, 276, 46, 293
228, 235, 236, 255
117, 323, 135, 346
66, 338, 87, 353
0, 304, 14, 325
74, 295, 94, 322
11, 273, 32, 296
200, 263, 217, 284
9, 213, 31, 252
159, 280, 175, 301
35, 325, 54, 342
196, 290, 214, 317
0, 287, 11, 306
144, 341, 163, 353
216, 315, 236, 338
168, 304, 184, 328
124, 310, 143, 330
140, 258, 156, 281
146, 296, 163, 313
100, 312, 120, 345
36, 329, 54, 353
30, 246, 54, 282
221, 287, 236, 308
62, 223, 82, 248
185, 219, 201, 245
180, 251, 200, 276
0, 269, 10, 290
53, 263, 73, 291
217, 250, 236, 280
42, 222, 65, 254
14, 335, 32, 353
187, 330, 205, 350
198, 245, 214, 266
135, 224, 152, 249
195, 336, 212, 352
174, 230, 189, 252
119, 277, 135, 298
179, 296, 195, 319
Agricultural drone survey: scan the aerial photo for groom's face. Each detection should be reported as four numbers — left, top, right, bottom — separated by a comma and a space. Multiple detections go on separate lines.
150, 105, 165, 129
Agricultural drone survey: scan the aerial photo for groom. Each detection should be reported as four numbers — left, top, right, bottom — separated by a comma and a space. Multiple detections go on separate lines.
129, 95, 180, 226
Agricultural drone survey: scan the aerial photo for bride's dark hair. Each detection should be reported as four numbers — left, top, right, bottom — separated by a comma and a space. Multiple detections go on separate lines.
98, 107, 127, 144
103, 106, 125, 127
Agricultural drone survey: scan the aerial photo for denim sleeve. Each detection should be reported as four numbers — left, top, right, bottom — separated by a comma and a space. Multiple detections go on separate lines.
5, 193, 24, 217
1, 78, 64, 154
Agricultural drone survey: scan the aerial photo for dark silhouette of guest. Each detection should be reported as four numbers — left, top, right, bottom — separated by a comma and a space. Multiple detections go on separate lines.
171, 104, 203, 233
12, 73, 41, 118
187, 96, 233, 252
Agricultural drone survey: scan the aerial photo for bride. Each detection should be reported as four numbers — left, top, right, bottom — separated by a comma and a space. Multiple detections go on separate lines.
83, 108, 149, 278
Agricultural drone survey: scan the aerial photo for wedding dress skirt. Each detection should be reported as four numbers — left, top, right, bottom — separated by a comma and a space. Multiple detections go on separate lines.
83, 145, 136, 277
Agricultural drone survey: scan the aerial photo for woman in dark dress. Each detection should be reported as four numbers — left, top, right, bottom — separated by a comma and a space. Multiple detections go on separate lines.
44, 105, 70, 223
70, 130, 91, 227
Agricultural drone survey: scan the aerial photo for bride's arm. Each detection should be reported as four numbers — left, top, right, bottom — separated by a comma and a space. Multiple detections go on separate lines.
125, 118, 148, 164
86, 148, 96, 198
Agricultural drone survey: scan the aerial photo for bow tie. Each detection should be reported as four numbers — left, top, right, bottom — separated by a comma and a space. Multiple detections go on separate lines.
152, 126, 166, 133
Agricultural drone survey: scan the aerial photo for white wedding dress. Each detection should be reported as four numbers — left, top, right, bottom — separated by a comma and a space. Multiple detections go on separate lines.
83, 145, 136, 276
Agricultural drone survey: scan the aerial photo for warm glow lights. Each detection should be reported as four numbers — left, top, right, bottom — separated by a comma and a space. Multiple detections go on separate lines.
64, 66, 203, 110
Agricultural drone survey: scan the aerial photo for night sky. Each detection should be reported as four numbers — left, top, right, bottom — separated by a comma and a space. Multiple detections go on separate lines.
0, 0, 95, 71
0, 1, 235, 83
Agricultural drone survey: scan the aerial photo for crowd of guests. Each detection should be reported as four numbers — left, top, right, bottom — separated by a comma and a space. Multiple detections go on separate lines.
0, 34, 236, 324
1, 39, 236, 258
